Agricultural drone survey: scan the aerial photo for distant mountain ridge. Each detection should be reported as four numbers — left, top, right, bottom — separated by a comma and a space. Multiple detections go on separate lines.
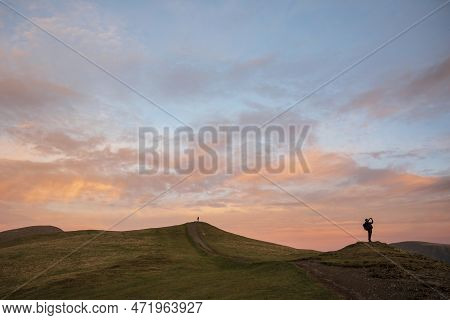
0, 226, 63, 243
390, 241, 450, 264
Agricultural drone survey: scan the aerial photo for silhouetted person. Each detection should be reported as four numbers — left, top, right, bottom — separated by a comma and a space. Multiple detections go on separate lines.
197, 216, 199, 222
363, 218, 374, 242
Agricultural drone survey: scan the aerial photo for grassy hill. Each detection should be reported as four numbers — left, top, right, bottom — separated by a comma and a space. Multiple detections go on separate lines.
1, 223, 448, 299
0, 222, 335, 299
0, 226, 62, 244
390, 241, 450, 264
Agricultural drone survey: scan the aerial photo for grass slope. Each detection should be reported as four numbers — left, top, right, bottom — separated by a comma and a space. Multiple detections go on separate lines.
195, 223, 318, 262
0, 222, 336, 300
390, 241, 450, 264
298, 242, 450, 299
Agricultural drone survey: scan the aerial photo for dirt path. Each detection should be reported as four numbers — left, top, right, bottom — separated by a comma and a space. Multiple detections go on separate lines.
186, 222, 216, 254
296, 260, 448, 299
185, 223, 256, 263
296, 261, 363, 299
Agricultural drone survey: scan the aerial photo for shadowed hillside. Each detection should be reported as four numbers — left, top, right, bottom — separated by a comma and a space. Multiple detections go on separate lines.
0, 226, 63, 244
390, 241, 450, 264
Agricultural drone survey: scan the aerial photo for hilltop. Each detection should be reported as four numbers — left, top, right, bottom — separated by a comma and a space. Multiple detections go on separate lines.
297, 241, 449, 299
0, 223, 448, 299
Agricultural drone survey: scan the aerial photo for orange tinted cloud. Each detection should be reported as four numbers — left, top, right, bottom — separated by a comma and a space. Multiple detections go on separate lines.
23, 179, 121, 203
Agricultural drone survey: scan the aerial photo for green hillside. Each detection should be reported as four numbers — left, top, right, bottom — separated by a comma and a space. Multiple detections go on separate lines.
1, 223, 448, 300
0, 222, 335, 299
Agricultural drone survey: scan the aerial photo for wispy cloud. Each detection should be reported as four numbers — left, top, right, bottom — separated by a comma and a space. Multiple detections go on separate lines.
342, 56, 450, 119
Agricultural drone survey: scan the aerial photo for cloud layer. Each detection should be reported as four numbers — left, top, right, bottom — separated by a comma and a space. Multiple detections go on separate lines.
0, 0, 449, 250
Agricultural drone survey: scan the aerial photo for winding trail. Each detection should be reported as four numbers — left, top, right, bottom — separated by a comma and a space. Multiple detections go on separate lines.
186, 222, 216, 255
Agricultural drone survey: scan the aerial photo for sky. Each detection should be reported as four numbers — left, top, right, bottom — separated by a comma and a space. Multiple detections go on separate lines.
0, 0, 449, 250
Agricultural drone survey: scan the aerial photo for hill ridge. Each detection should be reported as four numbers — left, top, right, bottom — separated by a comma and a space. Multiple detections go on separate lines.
0, 226, 63, 243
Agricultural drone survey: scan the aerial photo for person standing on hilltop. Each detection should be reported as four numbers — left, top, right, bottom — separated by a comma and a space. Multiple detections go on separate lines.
197, 217, 199, 222
363, 218, 374, 242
